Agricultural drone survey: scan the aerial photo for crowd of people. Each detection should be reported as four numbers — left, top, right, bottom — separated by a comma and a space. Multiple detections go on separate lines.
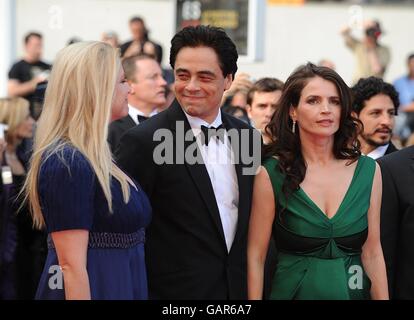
0, 15, 414, 300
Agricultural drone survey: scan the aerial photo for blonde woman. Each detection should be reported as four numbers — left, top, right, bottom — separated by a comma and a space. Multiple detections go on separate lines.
23, 42, 151, 300
0, 97, 42, 300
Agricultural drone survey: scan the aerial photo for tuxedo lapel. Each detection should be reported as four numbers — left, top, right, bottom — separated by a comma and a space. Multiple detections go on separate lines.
385, 142, 398, 156
124, 114, 136, 128
114, 115, 136, 133
166, 101, 227, 248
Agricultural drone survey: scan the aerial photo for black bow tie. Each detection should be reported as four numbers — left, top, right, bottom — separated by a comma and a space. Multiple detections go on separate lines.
137, 115, 149, 123
200, 124, 225, 146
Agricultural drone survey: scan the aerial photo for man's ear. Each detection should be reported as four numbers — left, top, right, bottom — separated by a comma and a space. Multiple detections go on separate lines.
128, 81, 135, 95
246, 104, 253, 118
351, 111, 359, 119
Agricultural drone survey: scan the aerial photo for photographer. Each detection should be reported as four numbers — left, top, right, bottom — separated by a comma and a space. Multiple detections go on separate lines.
341, 20, 390, 84
8, 32, 51, 121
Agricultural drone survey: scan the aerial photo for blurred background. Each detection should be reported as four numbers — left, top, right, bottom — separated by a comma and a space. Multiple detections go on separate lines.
1, 0, 414, 97
1, 1, 413, 300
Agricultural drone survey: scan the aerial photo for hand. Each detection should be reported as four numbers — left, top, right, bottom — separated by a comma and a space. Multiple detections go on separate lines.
123, 41, 142, 58
0, 138, 7, 163
225, 72, 254, 97
31, 74, 48, 90
36, 74, 47, 83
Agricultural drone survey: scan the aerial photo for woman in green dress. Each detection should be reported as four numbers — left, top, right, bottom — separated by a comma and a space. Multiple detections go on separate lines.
247, 63, 388, 300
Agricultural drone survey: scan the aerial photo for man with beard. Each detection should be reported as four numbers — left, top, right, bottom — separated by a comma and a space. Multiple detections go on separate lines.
352, 77, 400, 160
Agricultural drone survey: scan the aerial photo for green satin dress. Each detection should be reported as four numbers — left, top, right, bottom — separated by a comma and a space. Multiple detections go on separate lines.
263, 155, 376, 300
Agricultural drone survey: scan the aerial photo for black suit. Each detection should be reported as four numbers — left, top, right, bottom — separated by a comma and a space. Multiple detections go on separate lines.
116, 100, 258, 299
378, 146, 414, 299
108, 115, 136, 153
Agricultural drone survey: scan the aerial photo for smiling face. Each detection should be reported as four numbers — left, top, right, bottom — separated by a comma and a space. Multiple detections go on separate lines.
111, 67, 130, 121
174, 46, 232, 123
291, 76, 341, 139
358, 93, 395, 148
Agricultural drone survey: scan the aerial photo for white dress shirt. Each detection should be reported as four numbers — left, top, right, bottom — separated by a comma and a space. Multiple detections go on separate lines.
366, 144, 389, 160
128, 104, 158, 125
184, 110, 239, 252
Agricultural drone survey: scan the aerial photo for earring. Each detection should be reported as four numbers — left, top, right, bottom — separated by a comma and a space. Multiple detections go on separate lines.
292, 120, 296, 134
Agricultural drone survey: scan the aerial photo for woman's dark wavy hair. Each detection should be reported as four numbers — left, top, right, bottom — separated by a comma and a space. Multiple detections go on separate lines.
264, 63, 361, 201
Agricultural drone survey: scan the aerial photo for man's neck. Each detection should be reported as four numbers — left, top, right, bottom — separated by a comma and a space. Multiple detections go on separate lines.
360, 139, 377, 155
129, 102, 156, 117
24, 55, 39, 64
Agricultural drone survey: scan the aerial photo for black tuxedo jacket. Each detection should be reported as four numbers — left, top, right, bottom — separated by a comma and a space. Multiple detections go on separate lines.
116, 100, 258, 299
384, 142, 398, 156
378, 146, 414, 299
108, 115, 136, 153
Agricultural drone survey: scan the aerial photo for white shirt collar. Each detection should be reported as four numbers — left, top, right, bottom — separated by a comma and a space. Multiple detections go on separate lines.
183, 109, 223, 135
128, 104, 158, 124
183, 108, 238, 253
366, 144, 389, 160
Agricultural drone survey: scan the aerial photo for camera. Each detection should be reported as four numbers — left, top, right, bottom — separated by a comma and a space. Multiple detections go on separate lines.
365, 22, 382, 39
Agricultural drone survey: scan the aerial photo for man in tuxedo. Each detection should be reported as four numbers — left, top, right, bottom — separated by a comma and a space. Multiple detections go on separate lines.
378, 146, 414, 299
108, 54, 167, 152
351, 77, 399, 159
116, 25, 260, 299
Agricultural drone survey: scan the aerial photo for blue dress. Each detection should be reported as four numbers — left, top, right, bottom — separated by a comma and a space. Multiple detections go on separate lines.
35, 145, 151, 300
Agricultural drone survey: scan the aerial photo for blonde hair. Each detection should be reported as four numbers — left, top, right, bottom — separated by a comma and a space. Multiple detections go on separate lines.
0, 97, 30, 144
23, 41, 131, 229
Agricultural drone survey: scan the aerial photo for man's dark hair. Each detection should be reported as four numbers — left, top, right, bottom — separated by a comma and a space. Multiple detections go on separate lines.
247, 77, 284, 106
351, 77, 399, 115
407, 53, 414, 63
129, 16, 145, 25
122, 54, 157, 82
24, 32, 42, 44
169, 25, 238, 79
